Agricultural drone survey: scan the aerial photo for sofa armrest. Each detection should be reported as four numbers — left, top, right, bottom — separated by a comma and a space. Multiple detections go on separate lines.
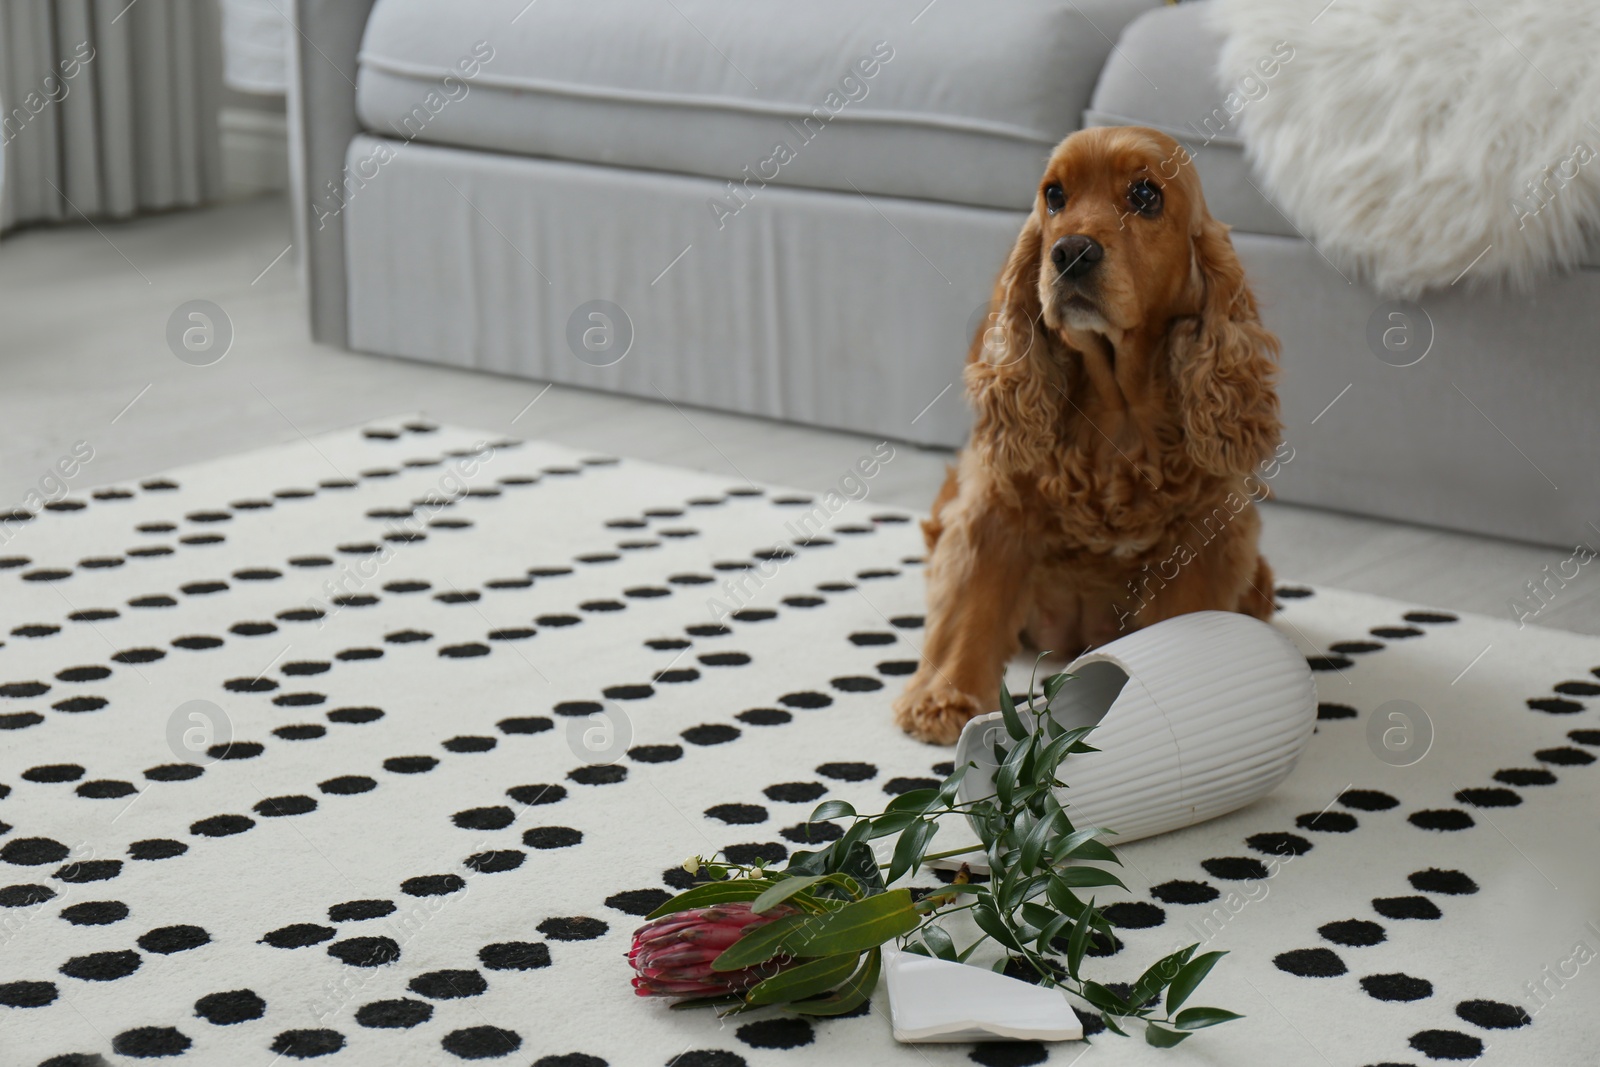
289, 0, 378, 346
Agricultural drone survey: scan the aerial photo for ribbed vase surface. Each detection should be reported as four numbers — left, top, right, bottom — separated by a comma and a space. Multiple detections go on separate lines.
955, 611, 1317, 844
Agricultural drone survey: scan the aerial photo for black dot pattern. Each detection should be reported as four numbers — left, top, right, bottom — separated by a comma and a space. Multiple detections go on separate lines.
1275, 948, 1347, 977
1456, 999, 1532, 1029
1339, 789, 1399, 811
1101, 902, 1165, 929
357, 999, 433, 1029
1374, 896, 1443, 920
195, 989, 267, 1025
1410, 1029, 1483, 1059
1151, 880, 1220, 905
735, 1018, 814, 1049
1361, 973, 1433, 1001
1201, 857, 1269, 881
1410, 868, 1479, 895
1408, 809, 1474, 831
0, 424, 1574, 1067
1318, 919, 1386, 947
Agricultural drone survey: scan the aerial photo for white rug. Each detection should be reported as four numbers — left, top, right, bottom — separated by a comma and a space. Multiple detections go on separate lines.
0, 418, 1594, 1066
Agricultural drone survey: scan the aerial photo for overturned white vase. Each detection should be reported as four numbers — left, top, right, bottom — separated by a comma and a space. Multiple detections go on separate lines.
883, 948, 1083, 1043
954, 611, 1316, 845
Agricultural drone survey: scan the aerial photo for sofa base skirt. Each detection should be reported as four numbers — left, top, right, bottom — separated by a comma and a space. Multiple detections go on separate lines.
1236, 231, 1600, 548
341, 137, 1594, 545
341, 134, 1024, 448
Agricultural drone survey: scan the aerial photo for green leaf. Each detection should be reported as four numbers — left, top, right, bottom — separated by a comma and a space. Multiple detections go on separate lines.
1065, 897, 1093, 979
1006, 725, 1036, 765
808, 800, 856, 823
645, 878, 774, 919
888, 818, 938, 885
864, 810, 919, 840
834, 819, 874, 861
1002, 873, 1049, 914
1054, 724, 1098, 750
1042, 672, 1073, 706
787, 949, 881, 1016
795, 820, 870, 883
1100, 1012, 1128, 1037
667, 993, 745, 1011
1026, 653, 1047, 704
1173, 1006, 1244, 1030
885, 788, 940, 815
836, 841, 885, 895
998, 682, 1026, 741
746, 952, 861, 1005
1131, 945, 1197, 1009
1079, 979, 1131, 1016
917, 923, 958, 962
1145, 1023, 1191, 1048
1033, 912, 1072, 956
1055, 827, 1111, 858
935, 764, 969, 806
995, 754, 1020, 810
1036, 789, 1068, 826
1038, 726, 1098, 778
751, 875, 826, 914
1166, 950, 1227, 1014
1055, 865, 1126, 890
971, 903, 1022, 952
1038, 732, 1086, 779
820, 872, 864, 901
783, 850, 827, 878
711, 914, 808, 971
1016, 729, 1040, 788
984, 734, 1010, 775
1019, 808, 1062, 873
1064, 838, 1118, 864
1045, 876, 1082, 916
782, 889, 920, 957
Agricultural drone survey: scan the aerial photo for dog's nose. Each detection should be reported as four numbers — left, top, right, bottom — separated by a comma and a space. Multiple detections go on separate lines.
1051, 234, 1103, 278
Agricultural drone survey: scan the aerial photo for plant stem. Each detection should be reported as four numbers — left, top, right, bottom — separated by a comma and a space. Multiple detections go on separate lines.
916, 844, 987, 864
875, 842, 985, 872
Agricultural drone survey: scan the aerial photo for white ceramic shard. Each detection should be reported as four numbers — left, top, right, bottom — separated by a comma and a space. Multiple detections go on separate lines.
883, 948, 1084, 1043
955, 611, 1317, 845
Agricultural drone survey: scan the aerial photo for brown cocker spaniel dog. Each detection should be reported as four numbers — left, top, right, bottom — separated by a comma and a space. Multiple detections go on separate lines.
894, 126, 1285, 745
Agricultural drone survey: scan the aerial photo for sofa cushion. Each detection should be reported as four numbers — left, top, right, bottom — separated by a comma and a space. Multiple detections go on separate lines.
355, 0, 1161, 212
1094, 1, 1600, 270
1085, 2, 1296, 238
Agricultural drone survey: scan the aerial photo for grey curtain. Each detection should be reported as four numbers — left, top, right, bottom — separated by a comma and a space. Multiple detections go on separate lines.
0, 0, 223, 231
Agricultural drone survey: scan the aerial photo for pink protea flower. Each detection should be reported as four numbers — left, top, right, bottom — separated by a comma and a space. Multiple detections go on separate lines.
629, 902, 797, 997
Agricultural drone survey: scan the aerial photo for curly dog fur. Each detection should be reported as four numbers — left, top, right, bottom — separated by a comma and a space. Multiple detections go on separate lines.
895, 127, 1285, 745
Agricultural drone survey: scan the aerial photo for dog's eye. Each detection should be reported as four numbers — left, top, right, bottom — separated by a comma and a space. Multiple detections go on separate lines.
1128, 178, 1163, 216
1044, 183, 1066, 214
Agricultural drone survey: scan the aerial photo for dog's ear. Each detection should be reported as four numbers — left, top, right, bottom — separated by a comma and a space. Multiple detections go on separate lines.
1169, 216, 1281, 478
964, 211, 1063, 475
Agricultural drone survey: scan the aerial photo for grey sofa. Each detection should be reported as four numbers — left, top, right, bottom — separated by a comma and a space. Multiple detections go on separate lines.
293, 0, 1595, 548
1089, 3, 1600, 550
290, 0, 1159, 453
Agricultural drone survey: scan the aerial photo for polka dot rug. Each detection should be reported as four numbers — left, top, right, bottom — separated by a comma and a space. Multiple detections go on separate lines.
0, 417, 1594, 1066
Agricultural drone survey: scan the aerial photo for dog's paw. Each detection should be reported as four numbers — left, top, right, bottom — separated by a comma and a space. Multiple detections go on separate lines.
893, 685, 984, 746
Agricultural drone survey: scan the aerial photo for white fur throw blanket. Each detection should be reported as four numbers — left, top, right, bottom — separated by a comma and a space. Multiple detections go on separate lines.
1209, 0, 1600, 297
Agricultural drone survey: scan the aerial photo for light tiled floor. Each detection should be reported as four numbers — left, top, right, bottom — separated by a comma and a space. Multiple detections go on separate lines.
3, 194, 1596, 634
